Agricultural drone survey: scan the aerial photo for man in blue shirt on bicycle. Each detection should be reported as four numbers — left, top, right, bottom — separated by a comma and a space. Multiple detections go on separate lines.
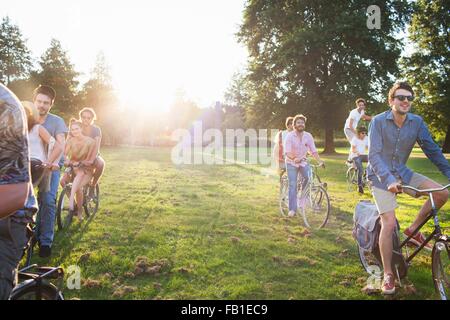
367, 81, 450, 295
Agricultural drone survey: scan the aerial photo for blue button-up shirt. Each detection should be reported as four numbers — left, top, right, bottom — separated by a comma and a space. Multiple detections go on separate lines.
367, 110, 450, 190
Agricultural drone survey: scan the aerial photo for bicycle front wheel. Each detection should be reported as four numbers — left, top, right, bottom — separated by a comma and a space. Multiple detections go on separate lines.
10, 282, 64, 300
302, 185, 330, 229
346, 167, 357, 192
56, 188, 73, 230
432, 240, 450, 300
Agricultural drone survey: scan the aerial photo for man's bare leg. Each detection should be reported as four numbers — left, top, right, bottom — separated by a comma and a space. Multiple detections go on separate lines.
379, 211, 397, 276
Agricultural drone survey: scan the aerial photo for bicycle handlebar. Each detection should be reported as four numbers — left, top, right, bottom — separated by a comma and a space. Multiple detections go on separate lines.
401, 183, 450, 194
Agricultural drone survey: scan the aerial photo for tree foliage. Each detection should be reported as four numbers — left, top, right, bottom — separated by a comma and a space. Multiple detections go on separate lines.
237, 0, 410, 152
33, 39, 80, 118
0, 16, 32, 85
402, 0, 450, 152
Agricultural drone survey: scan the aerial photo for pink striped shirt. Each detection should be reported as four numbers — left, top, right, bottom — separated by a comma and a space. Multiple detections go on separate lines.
284, 131, 318, 167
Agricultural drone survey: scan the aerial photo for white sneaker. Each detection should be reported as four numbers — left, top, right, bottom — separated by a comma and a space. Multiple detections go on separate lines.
288, 210, 296, 217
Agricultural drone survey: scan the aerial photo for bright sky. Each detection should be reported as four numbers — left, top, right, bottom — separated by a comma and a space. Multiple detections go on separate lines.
3, 0, 248, 111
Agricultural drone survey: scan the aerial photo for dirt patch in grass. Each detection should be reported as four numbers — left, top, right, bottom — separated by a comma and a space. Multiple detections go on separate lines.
133, 256, 172, 277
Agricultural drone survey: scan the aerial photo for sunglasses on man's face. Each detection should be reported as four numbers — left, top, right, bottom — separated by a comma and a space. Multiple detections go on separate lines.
394, 95, 414, 102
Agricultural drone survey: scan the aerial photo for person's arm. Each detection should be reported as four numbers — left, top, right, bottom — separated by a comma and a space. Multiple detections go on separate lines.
362, 114, 372, 121
368, 117, 397, 190
348, 118, 356, 135
417, 119, 450, 180
0, 183, 29, 219
88, 134, 101, 162
0, 90, 31, 218
47, 132, 65, 169
63, 139, 72, 167
38, 125, 62, 165
285, 134, 296, 161
83, 140, 97, 166
307, 134, 324, 165
352, 144, 358, 155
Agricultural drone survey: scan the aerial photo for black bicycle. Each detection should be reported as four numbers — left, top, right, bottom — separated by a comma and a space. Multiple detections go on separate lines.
279, 160, 330, 229
11, 222, 65, 300
357, 183, 450, 300
345, 159, 367, 192
10, 264, 65, 300
56, 164, 100, 230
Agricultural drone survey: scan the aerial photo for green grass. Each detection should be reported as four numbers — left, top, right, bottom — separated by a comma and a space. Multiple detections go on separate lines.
31, 146, 450, 300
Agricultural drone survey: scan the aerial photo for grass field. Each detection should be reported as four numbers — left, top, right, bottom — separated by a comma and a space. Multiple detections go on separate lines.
31, 146, 450, 300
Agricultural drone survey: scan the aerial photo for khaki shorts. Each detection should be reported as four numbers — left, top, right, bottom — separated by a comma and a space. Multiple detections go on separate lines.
371, 173, 436, 214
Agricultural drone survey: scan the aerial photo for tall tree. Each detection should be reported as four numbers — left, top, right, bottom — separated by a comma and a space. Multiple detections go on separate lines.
81, 52, 119, 145
402, 0, 450, 152
238, 0, 410, 153
0, 16, 32, 85
33, 39, 80, 118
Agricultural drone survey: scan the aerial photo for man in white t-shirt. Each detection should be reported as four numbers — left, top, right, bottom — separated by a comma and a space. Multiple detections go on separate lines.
344, 98, 372, 143
350, 127, 368, 194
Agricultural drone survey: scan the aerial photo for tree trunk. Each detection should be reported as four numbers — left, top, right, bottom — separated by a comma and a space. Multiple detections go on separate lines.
443, 124, 450, 153
322, 127, 336, 154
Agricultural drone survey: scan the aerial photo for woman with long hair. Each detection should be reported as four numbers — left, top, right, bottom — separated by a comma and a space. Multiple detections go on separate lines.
79, 107, 105, 193
60, 119, 96, 221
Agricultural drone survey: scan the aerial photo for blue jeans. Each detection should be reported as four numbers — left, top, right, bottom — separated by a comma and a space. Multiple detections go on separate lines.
37, 170, 60, 247
353, 155, 368, 187
286, 163, 310, 212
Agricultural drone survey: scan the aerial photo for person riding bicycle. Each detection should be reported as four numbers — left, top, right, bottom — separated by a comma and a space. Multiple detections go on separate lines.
33, 84, 67, 258
0, 83, 38, 299
21, 101, 62, 188
78, 107, 105, 197
273, 116, 293, 176
60, 119, 96, 222
349, 127, 368, 194
284, 114, 324, 217
344, 98, 372, 160
367, 81, 450, 295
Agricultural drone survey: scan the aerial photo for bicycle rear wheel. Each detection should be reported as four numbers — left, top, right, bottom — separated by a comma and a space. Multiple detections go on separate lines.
83, 184, 100, 218
10, 282, 64, 300
56, 188, 73, 230
358, 244, 383, 276
302, 185, 330, 229
279, 175, 289, 216
431, 240, 450, 300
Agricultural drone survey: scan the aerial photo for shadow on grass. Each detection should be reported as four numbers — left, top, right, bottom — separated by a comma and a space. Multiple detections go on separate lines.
52, 209, 99, 265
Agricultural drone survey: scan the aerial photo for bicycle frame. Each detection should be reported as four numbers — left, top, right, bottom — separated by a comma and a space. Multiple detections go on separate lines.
400, 184, 450, 264
13, 264, 64, 300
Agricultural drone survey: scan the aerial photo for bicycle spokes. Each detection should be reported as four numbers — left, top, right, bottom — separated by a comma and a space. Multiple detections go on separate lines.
432, 241, 450, 300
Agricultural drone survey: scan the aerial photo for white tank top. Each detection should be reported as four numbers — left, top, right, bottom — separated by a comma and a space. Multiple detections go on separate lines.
29, 125, 47, 162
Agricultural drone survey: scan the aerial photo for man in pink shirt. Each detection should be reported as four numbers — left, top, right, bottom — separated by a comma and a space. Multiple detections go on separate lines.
284, 114, 324, 217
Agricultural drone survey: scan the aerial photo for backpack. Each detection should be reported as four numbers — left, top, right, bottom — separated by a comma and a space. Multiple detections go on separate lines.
352, 200, 381, 252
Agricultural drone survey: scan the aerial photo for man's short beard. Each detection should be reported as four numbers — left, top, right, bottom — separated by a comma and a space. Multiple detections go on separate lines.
393, 105, 409, 115
296, 127, 305, 132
